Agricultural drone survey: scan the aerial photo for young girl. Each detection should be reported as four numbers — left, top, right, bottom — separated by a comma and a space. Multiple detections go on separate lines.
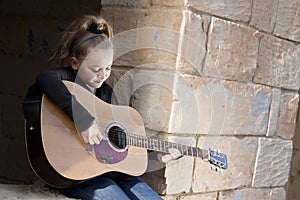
23, 14, 181, 199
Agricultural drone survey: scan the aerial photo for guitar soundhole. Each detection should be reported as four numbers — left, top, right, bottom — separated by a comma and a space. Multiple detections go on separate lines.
107, 126, 127, 150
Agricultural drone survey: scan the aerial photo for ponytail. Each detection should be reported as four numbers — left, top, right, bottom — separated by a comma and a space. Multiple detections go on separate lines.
50, 15, 113, 67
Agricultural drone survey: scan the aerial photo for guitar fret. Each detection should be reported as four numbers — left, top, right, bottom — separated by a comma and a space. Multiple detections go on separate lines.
127, 134, 205, 159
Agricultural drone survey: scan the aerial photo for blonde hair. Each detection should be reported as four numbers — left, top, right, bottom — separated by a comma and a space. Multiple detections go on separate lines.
50, 14, 113, 67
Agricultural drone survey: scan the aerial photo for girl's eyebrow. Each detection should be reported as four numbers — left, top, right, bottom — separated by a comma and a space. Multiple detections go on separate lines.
89, 64, 112, 68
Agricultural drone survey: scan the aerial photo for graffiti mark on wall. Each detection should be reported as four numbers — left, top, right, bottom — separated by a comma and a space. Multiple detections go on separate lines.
27, 29, 35, 52
26, 24, 65, 57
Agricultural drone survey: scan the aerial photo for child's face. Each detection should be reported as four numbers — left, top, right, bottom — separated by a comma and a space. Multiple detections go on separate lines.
74, 48, 113, 88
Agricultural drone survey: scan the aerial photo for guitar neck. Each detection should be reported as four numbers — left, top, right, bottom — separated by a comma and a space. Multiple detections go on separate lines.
127, 133, 208, 159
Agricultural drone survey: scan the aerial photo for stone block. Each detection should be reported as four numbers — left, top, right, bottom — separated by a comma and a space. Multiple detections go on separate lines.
170, 74, 272, 135
271, 188, 286, 200
250, 0, 278, 33
177, 11, 208, 73
0, 181, 75, 199
267, 90, 299, 140
141, 169, 166, 195
164, 192, 217, 200
152, 0, 186, 6
102, 8, 182, 69
274, 0, 300, 42
253, 34, 300, 90
187, 0, 252, 22
219, 188, 286, 200
203, 17, 259, 82
111, 68, 175, 132
101, 0, 128, 6
252, 138, 293, 187
102, 0, 152, 8
165, 136, 195, 194
276, 92, 299, 139
267, 88, 281, 136
192, 136, 258, 192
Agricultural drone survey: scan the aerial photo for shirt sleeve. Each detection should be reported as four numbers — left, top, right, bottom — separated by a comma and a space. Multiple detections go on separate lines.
35, 67, 94, 132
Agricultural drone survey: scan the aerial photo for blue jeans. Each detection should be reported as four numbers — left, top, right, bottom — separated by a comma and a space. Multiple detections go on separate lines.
57, 173, 163, 200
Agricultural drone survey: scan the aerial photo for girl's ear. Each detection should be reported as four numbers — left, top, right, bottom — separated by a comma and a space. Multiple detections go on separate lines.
70, 57, 80, 70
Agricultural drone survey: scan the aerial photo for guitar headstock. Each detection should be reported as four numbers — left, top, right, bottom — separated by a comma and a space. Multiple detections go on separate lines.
208, 148, 228, 173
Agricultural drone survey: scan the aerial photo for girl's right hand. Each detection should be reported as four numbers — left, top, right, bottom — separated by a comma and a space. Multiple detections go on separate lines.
80, 121, 102, 145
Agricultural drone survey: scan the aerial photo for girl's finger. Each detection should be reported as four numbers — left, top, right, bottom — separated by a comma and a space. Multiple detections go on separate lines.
92, 136, 100, 144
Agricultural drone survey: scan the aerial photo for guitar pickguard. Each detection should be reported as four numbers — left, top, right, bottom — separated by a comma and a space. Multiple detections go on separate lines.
94, 140, 128, 164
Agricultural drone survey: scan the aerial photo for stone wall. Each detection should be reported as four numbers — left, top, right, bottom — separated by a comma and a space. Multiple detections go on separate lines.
100, 0, 300, 199
0, 0, 299, 200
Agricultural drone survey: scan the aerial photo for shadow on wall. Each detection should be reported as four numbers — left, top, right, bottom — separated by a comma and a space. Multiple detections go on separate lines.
287, 99, 300, 200
0, 0, 101, 184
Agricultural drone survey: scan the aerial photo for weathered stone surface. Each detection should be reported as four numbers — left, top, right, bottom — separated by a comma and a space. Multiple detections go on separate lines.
170, 74, 272, 135
165, 136, 195, 194
268, 90, 299, 139
187, 0, 252, 22
252, 138, 293, 187
286, 105, 300, 200
203, 17, 259, 82
152, 0, 186, 6
192, 136, 258, 192
253, 34, 300, 90
270, 188, 286, 200
274, 0, 300, 42
111, 68, 175, 132
276, 92, 299, 139
164, 192, 217, 200
219, 188, 286, 200
177, 11, 208, 73
102, 0, 186, 7
0, 181, 75, 199
103, 8, 182, 69
267, 88, 281, 137
220, 188, 269, 200
141, 168, 166, 195
287, 151, 300, 200
250, 0, 278, 33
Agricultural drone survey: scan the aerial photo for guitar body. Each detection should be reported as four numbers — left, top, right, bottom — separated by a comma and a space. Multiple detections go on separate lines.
25, 81, 148, 188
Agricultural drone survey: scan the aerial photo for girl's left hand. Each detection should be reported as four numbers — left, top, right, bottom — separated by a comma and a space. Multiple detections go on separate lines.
161, 148, 182, 163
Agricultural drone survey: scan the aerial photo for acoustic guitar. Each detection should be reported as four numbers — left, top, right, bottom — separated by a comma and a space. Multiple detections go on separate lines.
25, 81, 228, 188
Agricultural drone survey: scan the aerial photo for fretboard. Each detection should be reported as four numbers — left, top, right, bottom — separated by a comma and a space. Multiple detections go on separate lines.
127, 133, 208, 159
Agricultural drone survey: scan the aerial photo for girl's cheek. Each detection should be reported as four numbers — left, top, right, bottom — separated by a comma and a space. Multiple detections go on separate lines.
105, 71, 111, 78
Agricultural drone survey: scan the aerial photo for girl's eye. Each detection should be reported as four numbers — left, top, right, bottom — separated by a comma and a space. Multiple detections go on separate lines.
93, 68, 102, 72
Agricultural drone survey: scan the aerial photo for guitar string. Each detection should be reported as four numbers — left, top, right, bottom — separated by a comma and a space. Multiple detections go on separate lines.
105, 130, 199, 157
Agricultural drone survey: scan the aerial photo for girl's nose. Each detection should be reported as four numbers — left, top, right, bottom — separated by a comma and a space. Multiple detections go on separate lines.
97, 71, 105, 78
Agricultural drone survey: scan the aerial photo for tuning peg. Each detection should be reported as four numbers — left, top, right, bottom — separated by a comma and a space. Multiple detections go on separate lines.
210, 165, 217, 171
217, 167, 223, 174
210, 165, 224, 174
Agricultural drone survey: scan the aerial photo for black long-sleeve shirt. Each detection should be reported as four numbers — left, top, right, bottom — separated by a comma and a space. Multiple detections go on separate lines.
25, 66, 114, 132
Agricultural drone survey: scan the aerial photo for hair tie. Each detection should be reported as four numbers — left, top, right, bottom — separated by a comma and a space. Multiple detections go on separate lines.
70, 22, 107, 51
87, 22, 106, 34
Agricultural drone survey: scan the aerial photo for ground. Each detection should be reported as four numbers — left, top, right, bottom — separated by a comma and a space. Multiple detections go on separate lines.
0, 181, 76, 200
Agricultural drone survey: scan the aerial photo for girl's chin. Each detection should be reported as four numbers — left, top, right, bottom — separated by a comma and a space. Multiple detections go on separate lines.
93, 82, 103, 88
